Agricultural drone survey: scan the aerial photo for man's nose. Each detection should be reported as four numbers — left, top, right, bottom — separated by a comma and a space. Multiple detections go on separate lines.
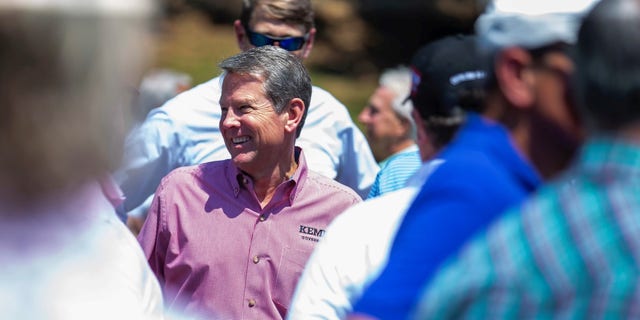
222, 109, 240, 128
358, 107, 370, 124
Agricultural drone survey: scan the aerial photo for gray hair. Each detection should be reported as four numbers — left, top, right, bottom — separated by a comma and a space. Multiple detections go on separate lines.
379, 66, 416, 140
219, 45, 312, 137
0, 2, 154, 202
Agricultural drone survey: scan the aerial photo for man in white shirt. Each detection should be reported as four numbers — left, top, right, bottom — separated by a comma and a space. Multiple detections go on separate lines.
287, 34, 486, 320
116, 0, 379, 226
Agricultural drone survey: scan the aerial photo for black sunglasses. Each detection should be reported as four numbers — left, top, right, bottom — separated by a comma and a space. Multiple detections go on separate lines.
246, 29, 309, 52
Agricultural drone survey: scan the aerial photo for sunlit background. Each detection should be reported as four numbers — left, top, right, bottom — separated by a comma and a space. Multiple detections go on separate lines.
148, 0, 486, 123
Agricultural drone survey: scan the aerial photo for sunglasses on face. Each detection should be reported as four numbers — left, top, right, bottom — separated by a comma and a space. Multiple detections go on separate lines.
246, 29, 309, 51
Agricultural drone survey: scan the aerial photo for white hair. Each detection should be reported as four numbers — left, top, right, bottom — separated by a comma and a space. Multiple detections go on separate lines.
379, 66, 416, 139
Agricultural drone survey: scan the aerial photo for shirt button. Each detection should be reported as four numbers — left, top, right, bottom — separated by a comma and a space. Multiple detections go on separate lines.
248, 299, 256, 308
252, 256, 260, 264
259, 215, 266, 222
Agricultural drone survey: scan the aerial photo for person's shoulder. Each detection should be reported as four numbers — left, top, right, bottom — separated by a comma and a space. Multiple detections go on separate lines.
432, 144, 517, 190
411, 155, 516, 214
335, 187, 417, 227
159, 159, 228, 189
310, 85, 338, 101
515, 178, 570, 233
305, 170, 362, 202
309, 85, 350, 113
382, 150, 421, 171
424, 152, 492, 186
148, 76, 221, 116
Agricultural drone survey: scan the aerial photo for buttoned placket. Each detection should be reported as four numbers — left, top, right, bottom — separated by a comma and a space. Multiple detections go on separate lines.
242, 174, 296, 314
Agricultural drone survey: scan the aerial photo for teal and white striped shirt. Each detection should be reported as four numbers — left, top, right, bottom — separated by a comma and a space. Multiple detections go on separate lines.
367, 144, 421, 199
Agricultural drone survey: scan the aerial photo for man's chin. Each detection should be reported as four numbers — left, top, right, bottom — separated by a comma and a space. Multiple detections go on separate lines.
231, 154, 255, 169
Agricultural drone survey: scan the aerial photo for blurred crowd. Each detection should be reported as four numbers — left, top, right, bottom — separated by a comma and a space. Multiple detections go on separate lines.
3, 0, 640, 319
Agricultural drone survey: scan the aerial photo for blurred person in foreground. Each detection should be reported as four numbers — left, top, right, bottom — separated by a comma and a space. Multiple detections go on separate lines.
349, 0, 601, 318
412, 0, 640, 317
287, 34, 486, 320
137, 45, 361, 319
0, 0, 163, 319
115, 0, 379, 223
358, 67, 422, 198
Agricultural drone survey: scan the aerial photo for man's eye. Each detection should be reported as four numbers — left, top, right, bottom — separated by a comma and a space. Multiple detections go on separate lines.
240, 105, 252, 113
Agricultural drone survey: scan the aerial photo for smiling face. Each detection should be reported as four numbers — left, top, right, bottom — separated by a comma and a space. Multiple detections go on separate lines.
219, 72, 291, 177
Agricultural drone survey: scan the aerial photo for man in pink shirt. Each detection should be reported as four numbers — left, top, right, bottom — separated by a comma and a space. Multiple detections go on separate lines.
138, 45, 362, 319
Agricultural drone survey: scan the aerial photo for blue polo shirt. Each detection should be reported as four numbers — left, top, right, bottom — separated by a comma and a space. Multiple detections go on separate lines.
352, 113, 542, 319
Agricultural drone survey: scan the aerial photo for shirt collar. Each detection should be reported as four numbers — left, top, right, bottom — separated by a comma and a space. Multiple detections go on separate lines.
226, 146, 309, 204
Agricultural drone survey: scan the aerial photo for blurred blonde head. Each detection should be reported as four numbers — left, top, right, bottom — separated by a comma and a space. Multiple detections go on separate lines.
0, 0, 155, 205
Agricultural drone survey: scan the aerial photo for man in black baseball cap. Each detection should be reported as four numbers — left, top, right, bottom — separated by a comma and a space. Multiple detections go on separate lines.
407, 34, 487, 161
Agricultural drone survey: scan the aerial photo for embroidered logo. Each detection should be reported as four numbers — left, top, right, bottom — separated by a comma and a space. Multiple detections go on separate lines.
299, 225, 326, 242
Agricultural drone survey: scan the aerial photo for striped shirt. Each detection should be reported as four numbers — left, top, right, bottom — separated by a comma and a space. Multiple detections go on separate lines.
367, 145, 421, 199
413, 136, 640, 319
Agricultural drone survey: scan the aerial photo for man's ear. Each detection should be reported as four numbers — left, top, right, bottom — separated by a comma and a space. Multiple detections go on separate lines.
299, 28, 316, 60
284, 98, 305, 134
411, 109, 436, 162
234, 20, 252, 52
494, 47, 536, 110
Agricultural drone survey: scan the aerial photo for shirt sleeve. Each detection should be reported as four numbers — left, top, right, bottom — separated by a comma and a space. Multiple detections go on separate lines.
137, 186, 168, 285
115, 109, 185, 213
335, 123, 380, 199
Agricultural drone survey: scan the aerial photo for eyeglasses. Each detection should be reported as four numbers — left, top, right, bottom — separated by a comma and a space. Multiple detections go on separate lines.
246, 29, 309, 51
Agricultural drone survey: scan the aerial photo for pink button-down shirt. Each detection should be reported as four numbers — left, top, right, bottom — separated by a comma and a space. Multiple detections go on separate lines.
138, 148, 361, 319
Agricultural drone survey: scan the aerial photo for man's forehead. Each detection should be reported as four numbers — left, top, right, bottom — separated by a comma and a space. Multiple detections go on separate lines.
220, 73, 267, 98
249, 5, 307, 32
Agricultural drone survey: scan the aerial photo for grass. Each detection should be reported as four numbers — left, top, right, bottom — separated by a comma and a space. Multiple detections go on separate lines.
149, 10, 377, 126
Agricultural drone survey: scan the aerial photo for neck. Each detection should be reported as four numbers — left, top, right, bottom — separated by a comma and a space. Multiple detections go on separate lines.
376, 138, 415, 162
251, 150, 298, 208
388, 139, 415, 158
485, 93, 579, 180
614, 120, 640, 143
